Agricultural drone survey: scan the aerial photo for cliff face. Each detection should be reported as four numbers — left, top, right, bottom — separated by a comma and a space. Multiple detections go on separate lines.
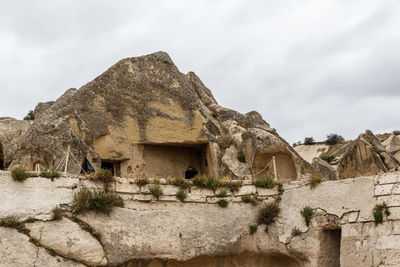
1, 170, 399, 266
6, 52, 309, 181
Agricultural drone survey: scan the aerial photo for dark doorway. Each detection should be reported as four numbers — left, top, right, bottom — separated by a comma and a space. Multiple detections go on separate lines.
81, 158, 95, 174
185, 168, 198, 179
0, 142, 4, 170
318, 228, 341, 267
101, 160, 121, 177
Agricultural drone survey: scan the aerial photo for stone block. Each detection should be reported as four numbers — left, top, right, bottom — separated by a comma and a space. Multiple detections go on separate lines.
378, 174, 400, 185
159, 195, 178, 202
377, 196, 400, 207
393, 221, 400, 234
160, 185, 179, 196
374, 184, 394, 196
392, 184, 400, 195
387, 207, 400, 220
376, 236, 400, 249
342, 223, 363, 238
186, 194, 207, 203
207, 197, 233, 204
132, 194, 153, 201
386, 250, 400, 265
257, 188, 278, 197
235, 185, 256, 196
362, 222, 392, 236
116, 182, 140, 194
190, 187, 214, 196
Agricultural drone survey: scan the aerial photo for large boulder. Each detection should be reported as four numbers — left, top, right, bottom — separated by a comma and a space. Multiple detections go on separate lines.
8, 52, 309, 181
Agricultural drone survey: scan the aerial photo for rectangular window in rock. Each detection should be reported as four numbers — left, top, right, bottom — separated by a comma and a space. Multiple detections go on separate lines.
318, 228, 342, 267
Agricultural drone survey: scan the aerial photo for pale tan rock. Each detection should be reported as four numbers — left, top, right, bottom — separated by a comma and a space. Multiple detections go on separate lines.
26, 218, 107, 266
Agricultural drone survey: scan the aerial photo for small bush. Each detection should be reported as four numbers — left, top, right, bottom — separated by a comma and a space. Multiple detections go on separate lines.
291, 227, 302, 237
51, 206, 62, 221
149, 184, 163, 200
220, 179, 241, 192
300, 206, 314, 227
309, 172, 323, 189
40, 170, 60, 179
237, 151, 246, 163
304, 137, 315, 145
257, 202, 280, 226
172, 177, 191, 189
29, 237, 40, 246
393, 130, 400, 135
193, 176, 220, 191
217, 199, 229, 208
23, 110, 34, 120
136, 177, 150, 187
320, 155, 335, 164
373, 202, 390, 226
216, 188, 227, 198
25, 217, 35, 223
176, 189, 187, 202
249, 224, 258, 235
241, 194, 258, 206
12, 167, 29, 182
253, 173, 276, 189
94, 168, 113, 182
326, 133, 344, 145
72, 189, 123, 215
0, 215, 21, 227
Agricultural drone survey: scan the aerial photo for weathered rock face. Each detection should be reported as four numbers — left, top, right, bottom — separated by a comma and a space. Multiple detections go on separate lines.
8, 52, 309, 181
1, 170, 400, 266
0, 117, 31, 169
378, 132, 400, 162
295, 130, 400, 179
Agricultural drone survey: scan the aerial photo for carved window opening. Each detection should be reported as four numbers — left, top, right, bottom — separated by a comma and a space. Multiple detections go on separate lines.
185, 167, 198, 179
101, 160, 121, 177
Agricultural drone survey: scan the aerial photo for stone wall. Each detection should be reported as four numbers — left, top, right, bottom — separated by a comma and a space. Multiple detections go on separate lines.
1, 170, 400, 266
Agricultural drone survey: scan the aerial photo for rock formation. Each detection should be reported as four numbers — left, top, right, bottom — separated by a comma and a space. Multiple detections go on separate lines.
295, 130, 400, 179
8, 52, 309, 182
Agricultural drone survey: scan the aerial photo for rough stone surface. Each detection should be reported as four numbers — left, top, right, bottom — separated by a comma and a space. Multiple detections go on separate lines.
26, 218, 107, 266
311, 157, 337, 180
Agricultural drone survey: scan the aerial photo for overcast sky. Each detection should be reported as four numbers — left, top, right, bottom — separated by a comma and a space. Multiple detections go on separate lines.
1, 0, 399, 144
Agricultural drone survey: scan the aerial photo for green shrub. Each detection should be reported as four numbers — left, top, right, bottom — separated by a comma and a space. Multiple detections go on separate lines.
12, 167, 29, 182
40, 170, 60, 179
29, 237, 40, 246
249, 224, 258, 235
253, 174, 276, 189
149, 184, 163, 200
291, 227, 302, 237
241, 194, 257, 206
320, 155, 335, 164
136, 177, 150, 187
0, 215, 21, 227
220, 179, 241, 192
72, 189, 123, 215
193, 176, 220, 191
51, 206, 62, 221
217, 199, 229, 208
304, 137, 315, 145
25, 217, 35, 223
373, 202, 390, 226
310, 172, 322, 189
94, 169, 113, 183
23, 110, 34, 120
326, 133, 344, 145
257, 202, 280, 226
216, 188, 227, 198
393, 130, 400, 135
176, 189, 187, 202
172, 177, 191, 189
300, 206, 314, 226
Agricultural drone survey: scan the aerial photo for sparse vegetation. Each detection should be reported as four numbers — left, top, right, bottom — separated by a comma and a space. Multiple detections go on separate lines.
176, 189, 187, 202
94, 168, 113, 183
216, 188, 227, 198
241, 194, 258, 206
149, 184, 163, 200
220, 179, 241, 192
0, 215, 21, 227
136, 177, 150, 187
192, 175, 220, 191
373, 202, 390, 226
291, 227, 302, 237
23, 110, 34, 121
51, 206, 62, 221
320, 155, 335, 164
249, 224, 258, 235
29, 237, 40, 246
304, 137, 315, 145
211, 111, 218, 118
172, 177, 191, 189
257, 201, 280, 226
253, 173, 276, 189
325, 133, 345, 145
393, 130, 400, 135
300, 206, 314, 227
25, 217, 35, 223
309, 172, 323, 189
217, 199, 229, 208
73, 189, 123, 215
237, 151, 246, 163
40, 170, 60, 180
11, 167, 29, 182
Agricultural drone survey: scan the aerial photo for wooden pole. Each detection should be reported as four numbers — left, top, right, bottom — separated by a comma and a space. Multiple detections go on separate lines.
64, 145, 70, 173
272, 155, 277, 180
